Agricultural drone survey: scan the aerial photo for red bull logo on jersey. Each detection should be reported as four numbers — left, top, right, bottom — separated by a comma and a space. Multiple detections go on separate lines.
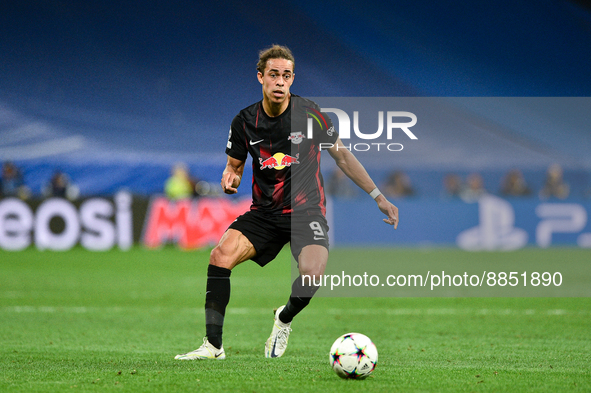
259, 152, 300, 170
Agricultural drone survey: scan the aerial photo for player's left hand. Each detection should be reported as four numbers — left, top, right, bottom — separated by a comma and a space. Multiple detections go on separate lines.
376, 195, 399, 229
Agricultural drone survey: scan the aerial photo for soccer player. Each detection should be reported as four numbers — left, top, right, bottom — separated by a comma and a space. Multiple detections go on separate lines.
175, 45, 398, 360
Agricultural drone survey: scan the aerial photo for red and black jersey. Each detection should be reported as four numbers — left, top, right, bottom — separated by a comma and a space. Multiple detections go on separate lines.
226, 95, 338, 216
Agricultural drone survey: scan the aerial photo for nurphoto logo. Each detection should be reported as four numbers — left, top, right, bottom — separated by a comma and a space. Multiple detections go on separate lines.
313, 109, 418, 152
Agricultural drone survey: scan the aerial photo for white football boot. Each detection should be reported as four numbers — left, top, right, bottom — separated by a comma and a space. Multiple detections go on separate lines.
264, 305, 292, 358
175, 338, 225, 360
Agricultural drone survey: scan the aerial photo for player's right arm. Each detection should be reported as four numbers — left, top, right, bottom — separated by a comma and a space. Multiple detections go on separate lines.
221, 156, 245, 194
224, 113, 248, 194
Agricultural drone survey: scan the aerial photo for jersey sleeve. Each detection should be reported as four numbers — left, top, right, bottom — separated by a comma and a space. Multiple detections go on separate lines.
225, 115, 248, 161
313, 104, 339, 145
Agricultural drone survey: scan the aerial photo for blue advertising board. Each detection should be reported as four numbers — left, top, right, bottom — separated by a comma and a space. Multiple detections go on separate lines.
329, 195, 591, 249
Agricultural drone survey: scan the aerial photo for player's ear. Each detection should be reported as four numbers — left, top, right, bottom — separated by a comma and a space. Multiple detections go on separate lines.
257, 71, 264, 84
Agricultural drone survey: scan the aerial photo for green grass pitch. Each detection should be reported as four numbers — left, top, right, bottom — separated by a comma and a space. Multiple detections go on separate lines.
1, 247, 590, 392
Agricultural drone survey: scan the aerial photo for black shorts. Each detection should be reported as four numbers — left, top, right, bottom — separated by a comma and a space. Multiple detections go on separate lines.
229, 210, 330, 267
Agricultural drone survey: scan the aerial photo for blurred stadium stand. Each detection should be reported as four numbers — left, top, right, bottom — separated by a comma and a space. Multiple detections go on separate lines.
1, 0, 590, 198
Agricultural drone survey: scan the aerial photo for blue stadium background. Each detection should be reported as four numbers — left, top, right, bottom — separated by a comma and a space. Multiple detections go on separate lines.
1, 1, 590, 213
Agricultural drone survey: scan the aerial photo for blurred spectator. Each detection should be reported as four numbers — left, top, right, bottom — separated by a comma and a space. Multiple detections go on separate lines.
326, 169, 358, 199
195, 180, 213, 196
442, 173, 463, 199
539, 163, 569, 200
1, 161, 30, 199
383, 170, 415, 198
500, 169, 531, 197
460, 172, 486, 202
165, 163, 196, 199
43, 170, 80, 200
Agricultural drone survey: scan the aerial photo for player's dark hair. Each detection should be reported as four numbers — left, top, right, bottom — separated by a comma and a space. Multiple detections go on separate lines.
257, 45, 295, 74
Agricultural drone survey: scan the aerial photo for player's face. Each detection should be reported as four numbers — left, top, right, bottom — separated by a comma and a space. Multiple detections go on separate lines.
257, 58, 294, 109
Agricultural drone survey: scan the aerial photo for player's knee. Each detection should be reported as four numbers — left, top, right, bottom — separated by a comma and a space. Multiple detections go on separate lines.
300, 266, 326, 281
298, 245, 328, 279
299, 260, 327, 279
209, 245, 234, 269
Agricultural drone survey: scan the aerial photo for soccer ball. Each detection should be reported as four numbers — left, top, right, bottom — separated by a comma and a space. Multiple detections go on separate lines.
329, 333, 378, 379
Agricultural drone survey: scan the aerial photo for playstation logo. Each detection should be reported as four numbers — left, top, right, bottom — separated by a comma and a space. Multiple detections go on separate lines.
457, 195, 528, 251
